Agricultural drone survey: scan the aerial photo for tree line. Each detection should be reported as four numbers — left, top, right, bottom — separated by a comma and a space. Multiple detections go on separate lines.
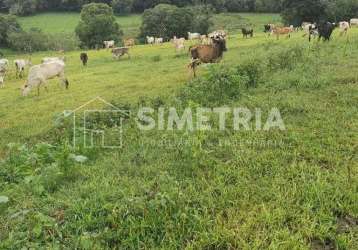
0, 0, 284, 16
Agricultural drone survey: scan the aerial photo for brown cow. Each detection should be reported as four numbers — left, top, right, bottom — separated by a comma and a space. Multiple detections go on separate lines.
188, 35, 227, 77
124, 38, 135, 47
272, 27, 293, 40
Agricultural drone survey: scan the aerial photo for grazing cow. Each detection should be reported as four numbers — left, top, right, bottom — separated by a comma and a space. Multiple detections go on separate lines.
124, 38, 135, 47
14, 59, 32, 78
80, 53, 88, 66
173, 36, 185, 52
0, 59, 9, 77
111, 47, 130, 60
188, 32, 201, 40
188, 35, 227, 77
271, 27, 293, 40
264, 24, 275, 34
339, 21, 350, 36
103, 40, 115, 49
42, 57, 65, 64
350, 18, 358, 27
146, 36, 155, 44
155, 37, 163, 44
22, 60, 69, 96
317, 22, 337, 41
241, 28, 253, 38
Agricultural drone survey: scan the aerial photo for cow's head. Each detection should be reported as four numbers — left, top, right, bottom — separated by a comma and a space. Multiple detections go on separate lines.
21, 83, 31, 96
212, 35, 227, 52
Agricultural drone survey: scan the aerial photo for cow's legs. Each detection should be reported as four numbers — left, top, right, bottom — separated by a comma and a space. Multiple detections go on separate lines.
59, 73, 69, 89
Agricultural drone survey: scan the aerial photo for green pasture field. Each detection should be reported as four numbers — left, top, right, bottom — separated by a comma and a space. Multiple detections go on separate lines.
17, 12, 280, 39
18, 12, 142, 38
0, 13, 357, 249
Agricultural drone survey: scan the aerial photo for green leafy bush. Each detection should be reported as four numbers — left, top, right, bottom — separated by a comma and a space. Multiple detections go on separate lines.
139, 4, 212, 41
75, 3, 123, 49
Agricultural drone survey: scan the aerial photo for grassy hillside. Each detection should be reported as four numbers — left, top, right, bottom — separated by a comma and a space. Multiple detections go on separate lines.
17, 12, 280, 39
1, 13, 357, 249
18, 13, 142, 38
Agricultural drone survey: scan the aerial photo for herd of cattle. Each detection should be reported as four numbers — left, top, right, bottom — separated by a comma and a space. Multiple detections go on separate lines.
0, 18, 357, 96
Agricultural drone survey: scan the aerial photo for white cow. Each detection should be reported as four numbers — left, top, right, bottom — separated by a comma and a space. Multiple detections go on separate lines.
350, 18, 358, 27
41, 57, 65, 64
0, 59, 9, 88
173, 36, 185, 52
339, 21, 350, 35
188, 32, 201, 40
155, 37, 163, 44
103, 40, 115, 49
302, 23, 317, 38
22, 61, 69, 96
146, 36, 155, 44
14, 59, 32, 78
0, 59, 9, 69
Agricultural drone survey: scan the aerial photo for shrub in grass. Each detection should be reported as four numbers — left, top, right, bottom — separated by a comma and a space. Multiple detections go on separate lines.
179, 62, 263, 106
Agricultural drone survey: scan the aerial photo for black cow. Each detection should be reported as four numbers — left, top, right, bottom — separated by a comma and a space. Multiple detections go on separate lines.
264, 24, 274, 33
242, 28, 254, 38
317, 22, 337, 41
80, 52, 88, 66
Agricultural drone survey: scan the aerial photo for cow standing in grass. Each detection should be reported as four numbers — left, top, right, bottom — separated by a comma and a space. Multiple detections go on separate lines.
104, 40, 115, 49
112, 47, 130, 60
22, 60, 69, 96
124, 38, 135, 47
146, 36, 155, 45
14, 59, 32, 78
317, 22, 337, 41
339, 21, 350, 36
80, 53, 88, 66
351, 18, 358, 27
241, 28, 254, 38
188, 32, 201, 40
155, 37, 163, 44
188, 35, 227, 77
173, 36, 185, 52
272, 27, 293, 40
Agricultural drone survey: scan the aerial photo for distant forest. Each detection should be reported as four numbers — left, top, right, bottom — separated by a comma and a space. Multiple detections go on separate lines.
0, 0, 284, 16
0, 0, 356, 24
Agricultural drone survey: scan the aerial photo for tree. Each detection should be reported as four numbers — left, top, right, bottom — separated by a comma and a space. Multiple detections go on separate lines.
139, 4, 212, 41
0, 14, 21, 46
281, 0, 331, 26
112, 0, 133, 15
5, 0, 38, 16
75, 3, 123, 49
